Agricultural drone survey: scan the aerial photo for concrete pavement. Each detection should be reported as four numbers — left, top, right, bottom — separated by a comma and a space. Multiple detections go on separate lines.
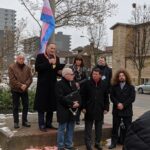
0, 93, 149, 150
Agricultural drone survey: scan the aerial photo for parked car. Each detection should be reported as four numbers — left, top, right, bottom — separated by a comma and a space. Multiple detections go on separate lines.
135, 82, 150, 94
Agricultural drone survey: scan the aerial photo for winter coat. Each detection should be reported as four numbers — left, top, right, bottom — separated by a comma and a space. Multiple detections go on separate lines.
110, 84, 135, 117
123, 111, 150, 150
55, 78, 81, 123
8, 63, 32, 93
95, 65, 112, 91
70, 65, 88, 86
81, 79, 109, 121
34, 53, 61, 112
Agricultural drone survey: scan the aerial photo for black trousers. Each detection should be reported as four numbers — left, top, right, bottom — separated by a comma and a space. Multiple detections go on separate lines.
111, 115, 132, 145
84, 119, 103, 150
11, 91, 29, 124
38, 111, 53, 128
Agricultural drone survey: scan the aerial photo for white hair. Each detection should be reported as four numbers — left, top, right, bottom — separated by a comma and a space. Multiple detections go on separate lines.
16, 51, 25, 57
62, 68, 73, 77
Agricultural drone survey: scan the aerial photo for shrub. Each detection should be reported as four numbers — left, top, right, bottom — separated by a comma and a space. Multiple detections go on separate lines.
0, 89, 36, 114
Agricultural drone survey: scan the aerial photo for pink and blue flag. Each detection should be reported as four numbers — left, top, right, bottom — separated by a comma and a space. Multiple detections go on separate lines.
40, 0, 55, 53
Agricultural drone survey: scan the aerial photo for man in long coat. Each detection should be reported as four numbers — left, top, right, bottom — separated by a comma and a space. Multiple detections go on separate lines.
34, 43, 63, 131
108, 69, 135, 149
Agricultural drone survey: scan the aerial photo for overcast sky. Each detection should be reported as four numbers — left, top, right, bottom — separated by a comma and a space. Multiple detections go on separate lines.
0, 0, 150, 49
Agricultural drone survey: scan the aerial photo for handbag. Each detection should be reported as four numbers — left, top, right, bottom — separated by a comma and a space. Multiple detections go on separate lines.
118, 119, 126, 144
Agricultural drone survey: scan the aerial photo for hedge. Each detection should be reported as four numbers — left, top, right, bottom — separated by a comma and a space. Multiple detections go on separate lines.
0, 89, 36, 114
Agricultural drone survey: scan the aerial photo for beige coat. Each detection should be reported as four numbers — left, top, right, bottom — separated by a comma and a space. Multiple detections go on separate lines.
8, 63, 32, 93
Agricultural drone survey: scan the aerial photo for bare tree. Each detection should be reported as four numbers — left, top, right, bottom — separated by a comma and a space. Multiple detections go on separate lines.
19, 0, 117, 29
87, 23, 106, 65
15, 18, 28, 52
127, 3, 150, 84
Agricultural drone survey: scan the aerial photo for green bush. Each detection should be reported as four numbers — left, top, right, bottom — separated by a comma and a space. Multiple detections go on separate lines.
0, 89, 36, 114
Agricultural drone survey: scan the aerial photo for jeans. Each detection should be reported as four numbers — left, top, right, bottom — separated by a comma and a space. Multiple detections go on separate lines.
38, 111, 53, 128
11, 91, 29, 124
57, 121, 75, 149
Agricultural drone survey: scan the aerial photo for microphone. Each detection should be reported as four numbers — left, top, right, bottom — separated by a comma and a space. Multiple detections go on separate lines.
48, 54, 56, 69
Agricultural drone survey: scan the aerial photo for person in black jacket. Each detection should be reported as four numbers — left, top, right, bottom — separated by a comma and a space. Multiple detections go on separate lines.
108, 69, 136, 149
34, 43, 64, 132
55, 68, 81, 150
95, 56, 112, 92
123, 111, 150, 150
81, 68, 109, 150
71, 55, 88, 124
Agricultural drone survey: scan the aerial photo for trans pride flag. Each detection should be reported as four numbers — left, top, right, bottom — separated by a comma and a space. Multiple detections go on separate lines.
40, 0, 55, 53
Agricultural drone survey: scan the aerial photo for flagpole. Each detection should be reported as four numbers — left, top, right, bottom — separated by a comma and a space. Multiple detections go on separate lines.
49, 0, 55, 43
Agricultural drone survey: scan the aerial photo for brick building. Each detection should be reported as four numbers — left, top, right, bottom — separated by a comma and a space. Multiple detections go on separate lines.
111, 22, 150, 85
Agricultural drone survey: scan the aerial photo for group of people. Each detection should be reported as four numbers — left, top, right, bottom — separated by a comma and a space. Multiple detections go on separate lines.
8, 43, 136, 150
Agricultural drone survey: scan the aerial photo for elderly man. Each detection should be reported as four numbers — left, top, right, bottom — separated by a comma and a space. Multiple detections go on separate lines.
55, 68, 81, 150
8, 53, 32, 129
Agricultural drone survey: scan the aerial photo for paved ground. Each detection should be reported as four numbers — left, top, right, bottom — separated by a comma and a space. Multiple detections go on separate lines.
78, 145, 122, 150
0, 93, 149, 150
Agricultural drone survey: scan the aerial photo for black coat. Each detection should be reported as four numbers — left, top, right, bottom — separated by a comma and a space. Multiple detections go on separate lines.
34, 53, 61, 112
96, 65, 112, 91
110, 84, 135, 117
123, 111, 150, 150
70, 65, 88, 86
55, 78, 81, 123
81, 79, 109, 121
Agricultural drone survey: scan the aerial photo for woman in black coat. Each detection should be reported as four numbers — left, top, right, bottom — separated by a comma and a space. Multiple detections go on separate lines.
34, 43, 62, 131
70, 55, 88, 124
123, 111, 150, 150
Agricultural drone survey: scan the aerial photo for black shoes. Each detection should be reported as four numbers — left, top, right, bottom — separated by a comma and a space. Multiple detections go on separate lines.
65, 147, 78, 150
22, 122, 31, 127
46, 124, 57, 130
14, 122, 31, 128
94, 144, 102, 150
76, 121, 80, 125
108, 144, 116, 149
14, 123, 20, 129
39, 127, 47, 132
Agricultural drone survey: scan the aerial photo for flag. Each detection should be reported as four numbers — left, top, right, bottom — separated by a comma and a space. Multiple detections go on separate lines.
40, 0, 55, 53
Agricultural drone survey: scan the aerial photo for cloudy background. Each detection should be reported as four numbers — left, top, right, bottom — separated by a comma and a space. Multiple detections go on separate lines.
0, 0, 150, 49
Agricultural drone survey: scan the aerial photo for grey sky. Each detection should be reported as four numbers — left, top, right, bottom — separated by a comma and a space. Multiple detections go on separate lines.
0, 0, 150, 49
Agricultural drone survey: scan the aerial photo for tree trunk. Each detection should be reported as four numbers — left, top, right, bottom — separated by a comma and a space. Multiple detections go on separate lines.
138, 69, 142, 85
90, 42, 95, 68
49, 0, 55, 43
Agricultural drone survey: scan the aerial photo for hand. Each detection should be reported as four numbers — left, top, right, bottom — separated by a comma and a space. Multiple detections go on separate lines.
75, 82, 80, 89
21, 84, 27, 91
117, 103, 124, 110
104, 110, 108, 114
49, 58, 56, 65
82, 109, 86, 114
57, 70, 62, 75
72, 101, 79, 108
